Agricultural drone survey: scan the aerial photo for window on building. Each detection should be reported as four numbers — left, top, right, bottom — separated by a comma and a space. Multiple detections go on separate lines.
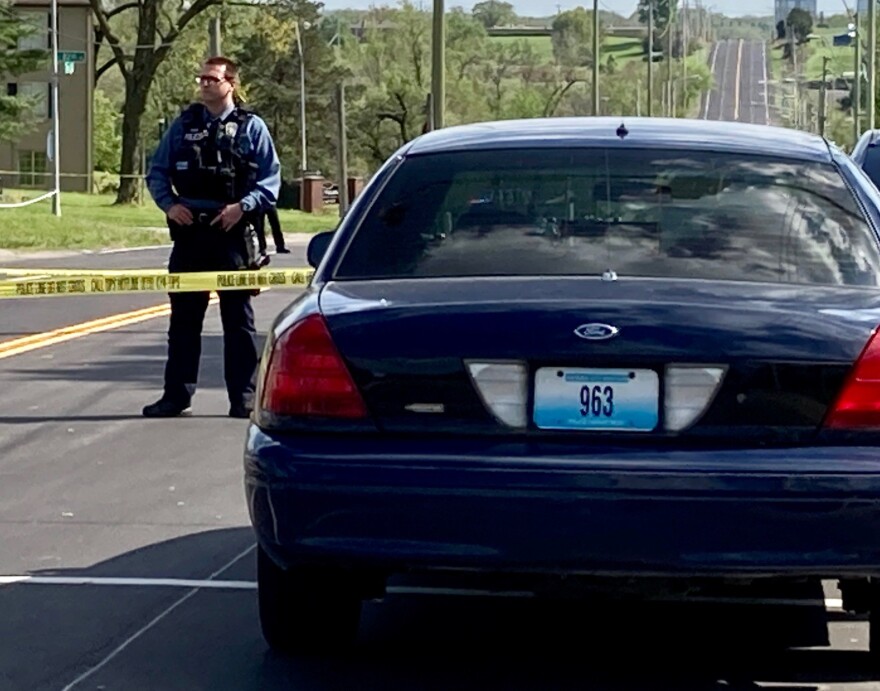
8, 82, 51, 120
18, 150, 48, 187
17, 11, 49, 51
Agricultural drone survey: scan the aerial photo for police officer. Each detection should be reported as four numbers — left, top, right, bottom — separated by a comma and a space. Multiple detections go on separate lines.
143, 56, 281, 419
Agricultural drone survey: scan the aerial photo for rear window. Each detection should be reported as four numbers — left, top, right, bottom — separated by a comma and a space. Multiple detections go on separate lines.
334, 148, 880, 287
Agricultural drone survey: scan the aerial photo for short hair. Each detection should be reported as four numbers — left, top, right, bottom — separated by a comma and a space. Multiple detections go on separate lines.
204, 56, 239, 85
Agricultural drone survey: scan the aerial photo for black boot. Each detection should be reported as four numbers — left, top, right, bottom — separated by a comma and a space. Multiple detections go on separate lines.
143, 398, 192, 418
228, 400, 253, 419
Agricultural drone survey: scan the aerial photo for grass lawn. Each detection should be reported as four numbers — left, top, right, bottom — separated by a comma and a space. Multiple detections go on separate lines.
0, 189, 339, 251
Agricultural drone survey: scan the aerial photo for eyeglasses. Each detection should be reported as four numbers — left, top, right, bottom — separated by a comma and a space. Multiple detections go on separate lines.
195, 75, 227, 86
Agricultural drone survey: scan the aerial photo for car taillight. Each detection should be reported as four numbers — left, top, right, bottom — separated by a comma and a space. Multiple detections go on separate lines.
261, 314, 368, 418
825, 328, 880, 429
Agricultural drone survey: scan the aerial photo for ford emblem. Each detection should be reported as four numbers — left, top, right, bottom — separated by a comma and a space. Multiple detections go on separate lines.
574, 323, 620, 341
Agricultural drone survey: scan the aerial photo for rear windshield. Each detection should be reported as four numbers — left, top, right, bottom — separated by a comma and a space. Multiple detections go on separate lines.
334, 148, 880, 287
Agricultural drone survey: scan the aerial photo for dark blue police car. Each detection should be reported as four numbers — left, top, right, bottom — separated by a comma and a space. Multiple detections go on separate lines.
245, 117, 880, 655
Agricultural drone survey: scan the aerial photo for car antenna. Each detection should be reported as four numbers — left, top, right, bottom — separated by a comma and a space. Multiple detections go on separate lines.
616, 123, 628, 139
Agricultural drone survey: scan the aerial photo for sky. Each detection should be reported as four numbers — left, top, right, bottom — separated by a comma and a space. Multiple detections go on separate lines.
321, 0, 852, 19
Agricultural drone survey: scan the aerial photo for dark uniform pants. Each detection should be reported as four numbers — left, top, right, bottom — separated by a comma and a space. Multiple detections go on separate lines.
252, 205, 285, 251
163, 216, 258, 407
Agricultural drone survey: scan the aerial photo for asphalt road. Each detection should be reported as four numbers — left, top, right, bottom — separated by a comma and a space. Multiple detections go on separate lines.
702, 39, 772, 125
1, 238, 879, 690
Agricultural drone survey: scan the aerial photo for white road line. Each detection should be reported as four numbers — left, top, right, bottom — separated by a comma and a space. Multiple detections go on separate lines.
97, 244, 172, 255
762, 41, 770, 125
733, 38, 744, 121
718, 41, 730, 121
0, 574, 846, 612
704, 42, 721, 119
0, 576, 256, 589
748, 40, 756, 124
58, 543, 256, 691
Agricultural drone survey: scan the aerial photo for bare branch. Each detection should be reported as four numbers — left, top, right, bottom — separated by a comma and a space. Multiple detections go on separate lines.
95, 56, 130, 83
107, 2, 138, 19
146, 0, 220, 65
394, 92, 410, 141
89, 0, 129, 80
543, 79, 581, 117
376, 111, 404, 124
158, 2, 176, 39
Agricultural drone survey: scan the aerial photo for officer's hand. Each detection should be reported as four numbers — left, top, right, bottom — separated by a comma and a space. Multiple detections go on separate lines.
212, 203, 244, 232
167, 204, 193, 226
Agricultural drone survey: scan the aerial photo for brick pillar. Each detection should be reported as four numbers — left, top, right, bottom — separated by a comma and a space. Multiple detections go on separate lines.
346, 177, 364, 203
300, 175, 324, 213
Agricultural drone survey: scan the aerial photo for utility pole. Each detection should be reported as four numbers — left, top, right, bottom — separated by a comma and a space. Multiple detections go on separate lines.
682, 0, 688, 108
592, 0, 599, 116
648, 1, 654, 117
667, 23, 674, 116
335, 83, 349, 217
431, 0, 445, 129
819, 55, 829, 135
295, 22, 308, 173
855, 12, 862, 140
50, 0, 60, 216
870, 0, 877, 130
209, 17, 221, 55
788, 18, 799, 128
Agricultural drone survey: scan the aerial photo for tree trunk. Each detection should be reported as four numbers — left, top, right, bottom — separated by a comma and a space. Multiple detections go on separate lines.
116, 80, 149, 204
90, 0, 219, 204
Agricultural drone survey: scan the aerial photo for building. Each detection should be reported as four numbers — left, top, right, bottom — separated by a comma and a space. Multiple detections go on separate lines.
1, 0, 93, 192
775, 0, 818, 23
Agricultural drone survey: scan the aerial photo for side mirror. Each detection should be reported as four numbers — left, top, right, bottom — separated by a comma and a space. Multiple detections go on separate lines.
306, 230, 335, 268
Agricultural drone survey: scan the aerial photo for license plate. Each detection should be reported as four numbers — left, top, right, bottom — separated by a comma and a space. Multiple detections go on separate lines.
533, 368, 659, 431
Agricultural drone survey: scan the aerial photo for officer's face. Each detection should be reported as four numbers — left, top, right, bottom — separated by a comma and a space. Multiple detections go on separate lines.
197, 63, 233, 105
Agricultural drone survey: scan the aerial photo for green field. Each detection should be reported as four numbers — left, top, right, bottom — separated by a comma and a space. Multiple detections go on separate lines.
489, 34, 554, 61
802, 27, 857, 80
605, 35, 645, 64
488, 34, 647, 66
0, 190, 337, 251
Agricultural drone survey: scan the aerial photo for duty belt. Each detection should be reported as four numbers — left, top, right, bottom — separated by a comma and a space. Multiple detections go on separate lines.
194, 210, 222, 225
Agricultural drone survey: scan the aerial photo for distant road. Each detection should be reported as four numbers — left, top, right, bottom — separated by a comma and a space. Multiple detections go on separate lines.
701, 39, 772, 125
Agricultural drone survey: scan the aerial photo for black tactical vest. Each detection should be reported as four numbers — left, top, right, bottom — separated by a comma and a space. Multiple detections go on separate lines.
170, 104, 258, 204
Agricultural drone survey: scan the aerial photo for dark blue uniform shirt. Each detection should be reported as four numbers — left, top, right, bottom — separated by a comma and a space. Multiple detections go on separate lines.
146, 103, 281, 214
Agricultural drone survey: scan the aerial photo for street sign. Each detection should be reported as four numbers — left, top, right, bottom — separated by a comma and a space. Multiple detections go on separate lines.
56, 50, 85, 63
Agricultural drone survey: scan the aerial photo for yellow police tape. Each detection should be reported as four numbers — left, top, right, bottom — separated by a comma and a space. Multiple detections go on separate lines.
0, 267, 314, 299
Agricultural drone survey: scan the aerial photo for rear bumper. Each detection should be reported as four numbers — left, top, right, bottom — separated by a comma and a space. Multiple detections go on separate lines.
244, 426, 880, 578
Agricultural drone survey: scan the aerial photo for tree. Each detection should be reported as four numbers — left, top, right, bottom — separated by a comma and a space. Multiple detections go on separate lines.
786, 7, 812, 43
482, 39, 527, 117
447, 9, 487, 82
551, 7, 601, 67
234, 0, 342, 178
90, 0, 223, 203
343, 2, 432, 166
0, 1, 49, 142
472, 0, 516, 29
776, 19, 786, 39
93, 90, 121, 172
637, 0, 677, 36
